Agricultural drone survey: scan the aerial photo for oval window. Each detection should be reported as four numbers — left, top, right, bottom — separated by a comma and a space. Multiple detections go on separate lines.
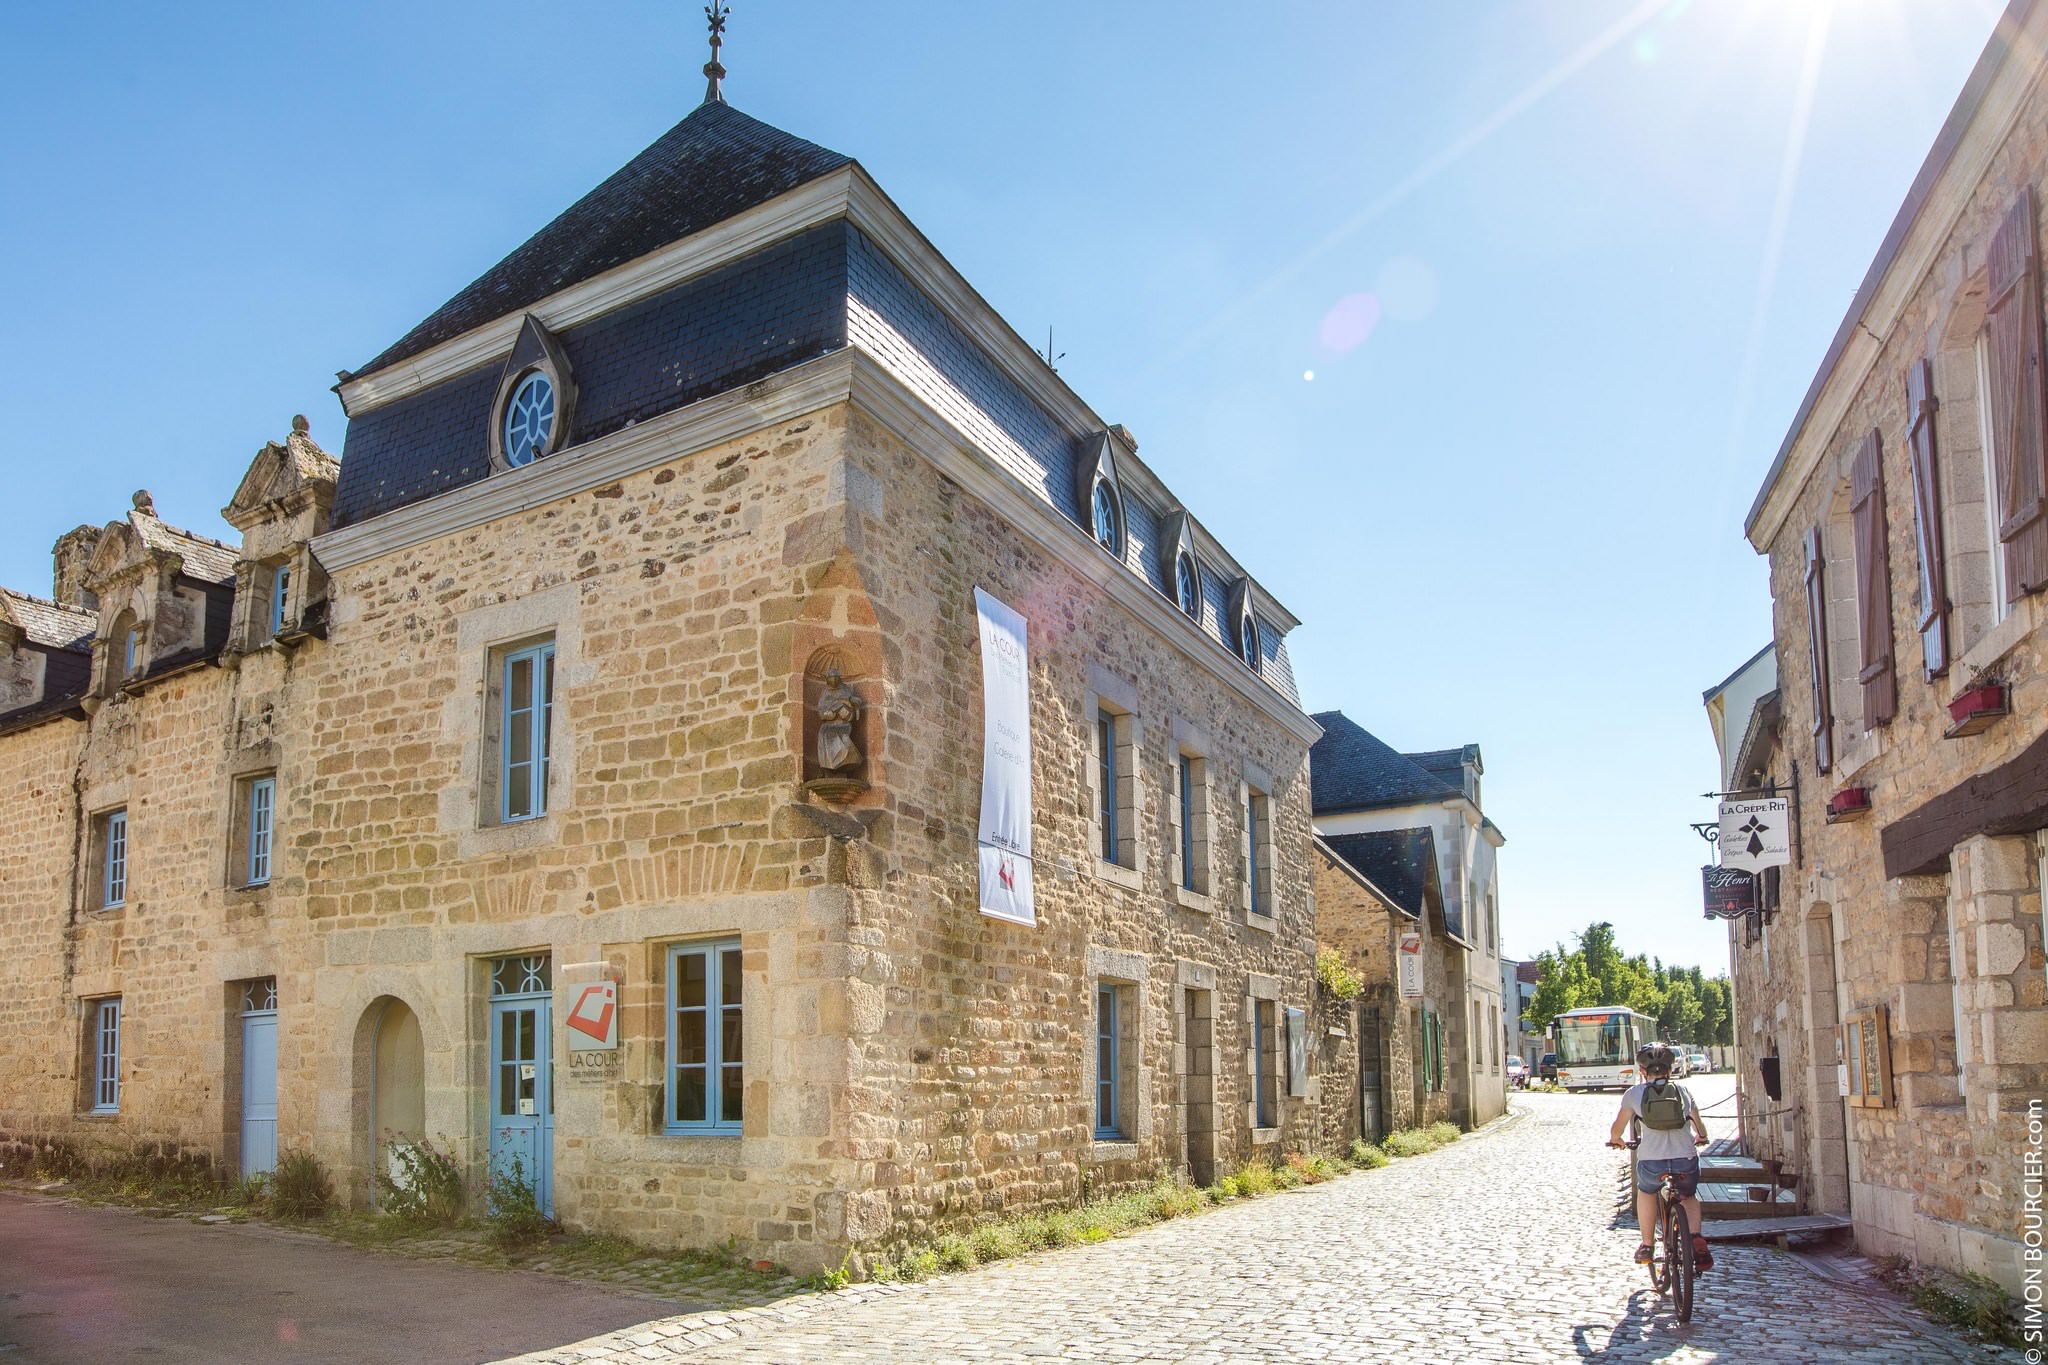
1175, 551, 1200, 618
504, 372, 556, 467
1091, 481, 1121, 554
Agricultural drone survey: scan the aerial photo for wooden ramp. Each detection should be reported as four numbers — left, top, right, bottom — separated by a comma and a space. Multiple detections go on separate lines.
1702, 1212, 1852, 1244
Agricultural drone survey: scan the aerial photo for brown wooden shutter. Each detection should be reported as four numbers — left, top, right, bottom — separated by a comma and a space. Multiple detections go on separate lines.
1985, 186, 2048, 597
1805, 526, 1833, 773
1851, 430, 1897, 727
1905, 358, 1950, 677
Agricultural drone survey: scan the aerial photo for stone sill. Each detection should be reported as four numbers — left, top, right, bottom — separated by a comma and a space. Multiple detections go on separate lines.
1094, 861, 1142, 893
1250, 1126, 1281, 1146
1954, 593, 2036, 686
1834, 726, 1887, 783
1084, 1140, 1140, 1164
1244, 909, 1276, 935
1175, 887, 1213, 914
463, 810, 563, 861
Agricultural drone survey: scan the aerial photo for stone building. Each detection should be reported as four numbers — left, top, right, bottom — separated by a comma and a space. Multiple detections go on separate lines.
1737, 0, 2048, 1295
1307, 710, 1506, 1129
0, 86, 1329, 1270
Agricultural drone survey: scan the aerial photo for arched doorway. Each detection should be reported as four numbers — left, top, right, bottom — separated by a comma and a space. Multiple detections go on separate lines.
368, 997, 424, 1203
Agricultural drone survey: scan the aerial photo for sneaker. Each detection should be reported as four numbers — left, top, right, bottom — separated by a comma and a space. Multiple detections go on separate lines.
1634, 1243, 1654, 1265
1692, 1235, 1714, 1271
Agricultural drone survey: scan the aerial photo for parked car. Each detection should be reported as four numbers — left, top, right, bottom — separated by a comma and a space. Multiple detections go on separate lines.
1506, 1054, 1529, 1089
1688, 1052, 1712, 1075
1538, 1052, 1558, 1082
1665, 1046, 1690, 1078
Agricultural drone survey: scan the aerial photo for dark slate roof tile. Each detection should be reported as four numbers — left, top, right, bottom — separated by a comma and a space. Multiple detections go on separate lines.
1321, 829, 1438, 921
1309, 710, 1459, 813
359, 101, 852, 375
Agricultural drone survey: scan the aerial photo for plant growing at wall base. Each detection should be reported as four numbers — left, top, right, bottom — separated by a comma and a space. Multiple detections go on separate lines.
375, 1132, 465, 1226
483, 1153, 555, 1251
268, 1149, 333, 1221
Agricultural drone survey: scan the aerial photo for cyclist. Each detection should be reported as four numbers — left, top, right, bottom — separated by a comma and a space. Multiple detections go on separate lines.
1605, 1041, 1713, 1272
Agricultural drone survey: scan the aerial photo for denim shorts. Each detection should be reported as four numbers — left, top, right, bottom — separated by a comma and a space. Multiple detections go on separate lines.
1635, 1155, 1700, 1195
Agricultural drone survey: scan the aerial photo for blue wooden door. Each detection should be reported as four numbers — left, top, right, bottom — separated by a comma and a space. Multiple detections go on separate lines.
240, 979, 278, 1179
488, 956, 553, 1216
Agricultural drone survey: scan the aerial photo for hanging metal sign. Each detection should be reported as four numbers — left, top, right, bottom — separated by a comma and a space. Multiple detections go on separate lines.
1717, 796, 1791, 873
1701, 864, 1757, 919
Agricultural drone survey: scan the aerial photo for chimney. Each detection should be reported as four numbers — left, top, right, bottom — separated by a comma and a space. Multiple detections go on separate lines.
51, 525, 102, 611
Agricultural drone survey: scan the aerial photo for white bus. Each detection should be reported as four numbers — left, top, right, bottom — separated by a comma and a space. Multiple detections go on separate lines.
1550, 1006, 1655, 1092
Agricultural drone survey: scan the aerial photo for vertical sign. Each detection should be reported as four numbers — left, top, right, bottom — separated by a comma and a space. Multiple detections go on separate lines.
974, 588, 1035, 926
1397, 931, 1424, 1000
1285, 1006, 1309, 1096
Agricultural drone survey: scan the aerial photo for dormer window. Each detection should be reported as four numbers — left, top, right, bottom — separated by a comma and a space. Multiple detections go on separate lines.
1091, 480, 1123, 556
1175, 551, 1200, 618
489, 315, 577, 474
268, 563, 291, 637
122, 627, 139, 677
503, 372, 557, 468
1238, 611, 1260, 671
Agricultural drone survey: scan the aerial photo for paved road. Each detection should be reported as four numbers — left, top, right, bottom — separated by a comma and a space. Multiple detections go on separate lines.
512, 1075, 2016, 1363
0, 1192, 697, 1364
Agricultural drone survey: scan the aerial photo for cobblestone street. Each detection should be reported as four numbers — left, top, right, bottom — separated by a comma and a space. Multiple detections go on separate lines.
507, 1083, 2017, 1364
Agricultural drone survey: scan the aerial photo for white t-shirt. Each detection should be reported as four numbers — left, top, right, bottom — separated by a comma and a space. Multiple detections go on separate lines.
1621, 1081, 1698, 1162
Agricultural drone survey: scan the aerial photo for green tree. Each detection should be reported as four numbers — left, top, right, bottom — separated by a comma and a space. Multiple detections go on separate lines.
1526, 946, 1590, 1036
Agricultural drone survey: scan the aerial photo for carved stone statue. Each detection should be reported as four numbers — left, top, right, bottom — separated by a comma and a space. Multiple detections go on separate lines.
815, 667, 862, 772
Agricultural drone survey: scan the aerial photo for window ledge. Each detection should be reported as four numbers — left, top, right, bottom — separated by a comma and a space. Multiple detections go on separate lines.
660, 1130, 744, 1146
1955, 595, 2035, 685
462, 811, 563, 861
1835, 725, 1887, 783
1094, 861, 1141, 892
1174, 887, 1212, 914
1085, 1138, 1140, 1163
1250, 1126, 1281, 1145
1244, 909, 1277, 934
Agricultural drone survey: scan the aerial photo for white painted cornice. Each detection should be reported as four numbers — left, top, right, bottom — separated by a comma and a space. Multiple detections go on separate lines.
315, 350, 861, 572
1750, 16, 2045, 548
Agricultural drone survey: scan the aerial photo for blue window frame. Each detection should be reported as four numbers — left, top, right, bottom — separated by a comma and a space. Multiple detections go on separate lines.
246, 777, 275, 886
269, 565, 290, 636
1095, 985, 1122, 1138
504, 371, 556, 467
500, 642, 555, 823
103, 809, 127, 907
1097, 710, 1118, 862
666, 940, 743, 1135
1247, 789, 1268, 916
1174, 551, 1199, 619
1178, 755, 1196, 892
92, 998, 121, 1112
1091, 481, 1121, 555
1254, 1000, 1276, 1128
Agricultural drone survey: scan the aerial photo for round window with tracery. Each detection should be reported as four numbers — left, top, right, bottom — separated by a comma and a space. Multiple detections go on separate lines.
504, 371, 556, 467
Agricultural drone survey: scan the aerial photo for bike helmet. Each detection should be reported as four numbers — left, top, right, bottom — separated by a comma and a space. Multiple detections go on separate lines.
1637, 1042, 1676, 1077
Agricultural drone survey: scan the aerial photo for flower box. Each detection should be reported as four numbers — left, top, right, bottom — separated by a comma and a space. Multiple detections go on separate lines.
1944, 681, 2010, 738
1825, 786, 1871, 822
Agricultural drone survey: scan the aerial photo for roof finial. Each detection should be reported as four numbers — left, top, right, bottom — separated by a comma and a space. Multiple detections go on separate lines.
703, 2, 730, 105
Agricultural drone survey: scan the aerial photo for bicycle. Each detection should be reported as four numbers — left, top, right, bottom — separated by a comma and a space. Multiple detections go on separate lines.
1616, 1132, 1696, 1323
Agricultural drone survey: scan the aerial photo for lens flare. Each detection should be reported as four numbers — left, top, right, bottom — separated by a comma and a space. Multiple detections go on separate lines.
1317, 293, 1381, 354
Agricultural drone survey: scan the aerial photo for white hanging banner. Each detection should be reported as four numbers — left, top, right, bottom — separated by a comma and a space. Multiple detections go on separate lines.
1397, 931, 1424, 1000
974, 588, 1035, 926
1718, 797, 1792, 873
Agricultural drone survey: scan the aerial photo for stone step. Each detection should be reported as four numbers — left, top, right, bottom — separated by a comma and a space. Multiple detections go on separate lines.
1698, 1181, 1799, 1218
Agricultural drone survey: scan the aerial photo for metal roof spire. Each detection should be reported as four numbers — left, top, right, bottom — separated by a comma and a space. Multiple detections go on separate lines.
703, 2, 730, 105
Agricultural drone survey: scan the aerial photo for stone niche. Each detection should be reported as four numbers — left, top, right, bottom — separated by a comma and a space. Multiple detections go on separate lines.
799, 644, 876, 805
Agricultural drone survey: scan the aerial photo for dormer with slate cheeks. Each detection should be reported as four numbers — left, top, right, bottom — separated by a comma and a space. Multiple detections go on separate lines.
80, 494, 238, 707
320, 97, 1306, 710
0, 589, 96, 723
221, 417, 341, 653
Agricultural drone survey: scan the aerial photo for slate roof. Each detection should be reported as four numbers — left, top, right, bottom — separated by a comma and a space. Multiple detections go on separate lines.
1309, 710, 1461, 814
133, 514, 238, 585
1407, 747, 1468, 791
1320, 829, 1438, 921
2, 590, 96, 649
359, 101, 854, 376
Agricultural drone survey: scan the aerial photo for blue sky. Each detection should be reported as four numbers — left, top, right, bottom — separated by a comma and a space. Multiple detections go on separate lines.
0, 1, 2006, 972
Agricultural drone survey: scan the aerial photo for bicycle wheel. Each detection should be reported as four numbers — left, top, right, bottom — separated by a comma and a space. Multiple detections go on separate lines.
1671, 1202, 1696, 1323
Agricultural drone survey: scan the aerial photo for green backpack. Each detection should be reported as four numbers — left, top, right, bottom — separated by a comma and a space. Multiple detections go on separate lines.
1640, 1081, 1688, 1131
